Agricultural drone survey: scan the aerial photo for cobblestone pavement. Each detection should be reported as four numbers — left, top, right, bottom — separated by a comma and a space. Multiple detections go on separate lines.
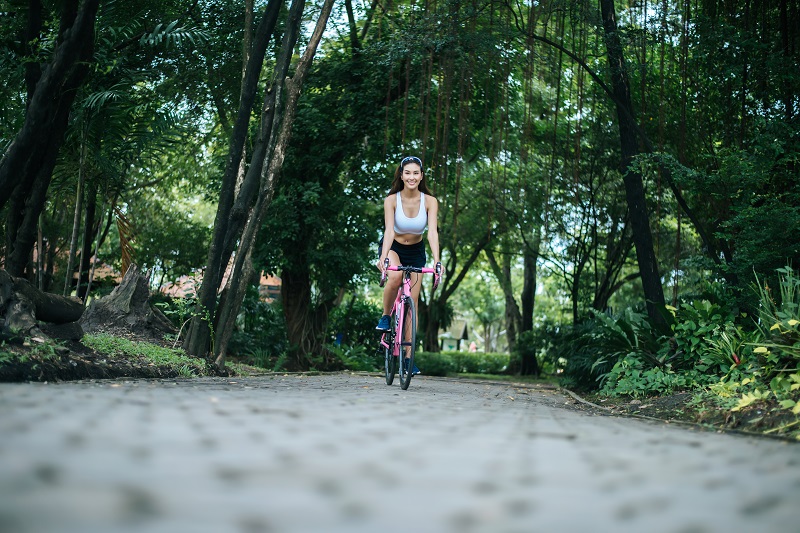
0, 373, 798, 533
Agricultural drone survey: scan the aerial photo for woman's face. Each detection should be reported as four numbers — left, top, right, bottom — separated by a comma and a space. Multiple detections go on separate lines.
401, 163, 422, 190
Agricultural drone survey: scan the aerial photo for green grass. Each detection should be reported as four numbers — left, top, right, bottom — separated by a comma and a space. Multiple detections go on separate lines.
82, 333, 206, 376
456, 373, 559, 385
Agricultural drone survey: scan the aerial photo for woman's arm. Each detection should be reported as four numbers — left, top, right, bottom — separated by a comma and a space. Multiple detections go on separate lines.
427, 196, 440, 265
377, 195, 396, 271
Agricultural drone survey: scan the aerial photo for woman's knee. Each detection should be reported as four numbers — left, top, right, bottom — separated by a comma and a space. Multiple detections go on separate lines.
385, 271, 402, 288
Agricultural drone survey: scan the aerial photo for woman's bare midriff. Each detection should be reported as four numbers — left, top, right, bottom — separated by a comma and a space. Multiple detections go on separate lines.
394, 233, 424, 245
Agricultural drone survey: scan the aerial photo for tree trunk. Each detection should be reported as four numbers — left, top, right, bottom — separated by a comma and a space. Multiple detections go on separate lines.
79, 264, 175, 341
485, 248, 521, 352
0, 269, 84, 342
599, 0, 665, 323
0, 0, 99, 211
76, 182, 97, 301
183, 0, 286, 358
518, 244, 540, 377
212, 249, 256, 369
280, 265, 340, 370
520, 230, 540, 333
207, 0, 335, 367
6, 89, 81, 278
219, 0, 304, 269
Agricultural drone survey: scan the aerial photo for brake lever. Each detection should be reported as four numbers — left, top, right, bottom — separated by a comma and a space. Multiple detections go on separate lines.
379, 257, 390, 287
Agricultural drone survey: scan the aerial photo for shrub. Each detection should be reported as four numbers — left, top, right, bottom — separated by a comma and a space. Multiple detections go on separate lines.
328, 298, 383, 348
509, 329, 545, 375
545, 310, 661, 392
227, 287, 289, 367
329, 343, 380, 372
450, 351, 509, 374
752, 266, 800, 365
414, 351, 459, 376
600, 354, 717, 397
413, 351, 508, 376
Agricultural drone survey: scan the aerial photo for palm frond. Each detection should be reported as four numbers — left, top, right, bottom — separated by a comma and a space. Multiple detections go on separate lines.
139, 21, 210, 48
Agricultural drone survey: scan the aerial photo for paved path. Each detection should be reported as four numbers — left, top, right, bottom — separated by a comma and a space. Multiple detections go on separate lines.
0, 373, 798, 533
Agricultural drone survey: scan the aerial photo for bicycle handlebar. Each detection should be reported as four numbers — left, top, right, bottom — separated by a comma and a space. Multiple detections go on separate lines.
379, 258, 442, 289
386, 265, 437, 274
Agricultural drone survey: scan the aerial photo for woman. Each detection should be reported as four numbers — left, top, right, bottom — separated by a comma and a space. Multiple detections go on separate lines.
376, 156, 441, 373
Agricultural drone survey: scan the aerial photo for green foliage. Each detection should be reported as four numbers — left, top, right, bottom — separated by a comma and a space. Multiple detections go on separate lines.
665, 297, 748, 371
227, 288, 289, 367
450, 351, 509, 375
328, 298, 383, 349
329, 344, 378, 372
120, 194, 212, 291
413, 350, 508, 377
82, 333, 205, 375
542, 310, 661, 392
751, 266, 800, 364
153, 294, 197, 329
325, 297, 384, 372
510, 329, 544, 374
414, 351, 458, 377
0, 345, 15, 366
600, 355, 716, 398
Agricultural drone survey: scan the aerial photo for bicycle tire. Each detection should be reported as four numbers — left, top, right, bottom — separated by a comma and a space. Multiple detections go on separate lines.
398, 297, 416, 390
384, 331, 397, 385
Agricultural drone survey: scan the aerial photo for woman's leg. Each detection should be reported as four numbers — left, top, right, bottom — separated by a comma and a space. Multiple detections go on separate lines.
382, 250, 402, 316
406, 272, 423, 358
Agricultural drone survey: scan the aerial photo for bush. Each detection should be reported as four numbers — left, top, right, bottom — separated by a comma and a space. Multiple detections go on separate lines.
509, 329, 545, 375
328, 297, 383, 348
414, 351, 459, 376
152, 294, 197, 330
600, 354, 717, 397
451, 351, 509, 374
543, 310, 661, 392
329, 343, 380, 372
226, 287, 289, 368
413, 350, 508, 376
752, 266, 800, 365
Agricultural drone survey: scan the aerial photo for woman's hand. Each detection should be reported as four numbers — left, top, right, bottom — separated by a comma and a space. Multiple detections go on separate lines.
377, 257, 387, 272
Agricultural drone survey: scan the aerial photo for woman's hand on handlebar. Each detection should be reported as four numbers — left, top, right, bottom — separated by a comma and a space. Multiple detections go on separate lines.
378, 258, 390, 287
433, 261, 442, 290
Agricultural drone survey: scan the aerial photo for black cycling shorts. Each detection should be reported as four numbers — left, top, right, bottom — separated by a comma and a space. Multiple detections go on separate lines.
378, 237, 426, 268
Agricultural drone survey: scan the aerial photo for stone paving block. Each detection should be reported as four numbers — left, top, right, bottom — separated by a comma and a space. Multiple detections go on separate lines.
1, 374, 799, 533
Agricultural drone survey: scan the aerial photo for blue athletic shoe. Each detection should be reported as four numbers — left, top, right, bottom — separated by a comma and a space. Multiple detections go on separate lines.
402, 358, 421, 375
376, 315, 391, 331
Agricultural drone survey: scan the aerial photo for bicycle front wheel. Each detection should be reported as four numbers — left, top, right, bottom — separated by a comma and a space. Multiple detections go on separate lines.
398, 297, 416, 390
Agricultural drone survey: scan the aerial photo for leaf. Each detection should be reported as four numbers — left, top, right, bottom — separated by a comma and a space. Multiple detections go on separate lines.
770, 323, 782, 331
753, 346, 769, 353
779, 399, 796, 409
788, 319, 799, 326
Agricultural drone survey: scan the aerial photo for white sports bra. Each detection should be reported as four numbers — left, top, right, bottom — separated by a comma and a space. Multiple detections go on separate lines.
393, 192, 427, 235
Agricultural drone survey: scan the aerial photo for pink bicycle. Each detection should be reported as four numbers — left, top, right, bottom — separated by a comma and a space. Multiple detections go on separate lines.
379, 258, 441, 389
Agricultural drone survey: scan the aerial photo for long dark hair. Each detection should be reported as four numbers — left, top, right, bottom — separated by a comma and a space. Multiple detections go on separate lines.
388, 156, 433, 195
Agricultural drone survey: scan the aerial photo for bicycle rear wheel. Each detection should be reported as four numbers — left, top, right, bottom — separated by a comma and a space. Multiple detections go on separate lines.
398, 297, 416, 390
384, 331, 397, 385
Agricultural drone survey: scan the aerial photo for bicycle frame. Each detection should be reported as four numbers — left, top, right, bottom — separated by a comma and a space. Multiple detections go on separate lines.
379, 261, 440, 389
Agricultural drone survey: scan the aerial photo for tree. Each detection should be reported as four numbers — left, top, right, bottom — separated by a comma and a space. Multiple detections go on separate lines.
205, 0, 337, 368
598, 0, 665, 323
1, 0, 101, 276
